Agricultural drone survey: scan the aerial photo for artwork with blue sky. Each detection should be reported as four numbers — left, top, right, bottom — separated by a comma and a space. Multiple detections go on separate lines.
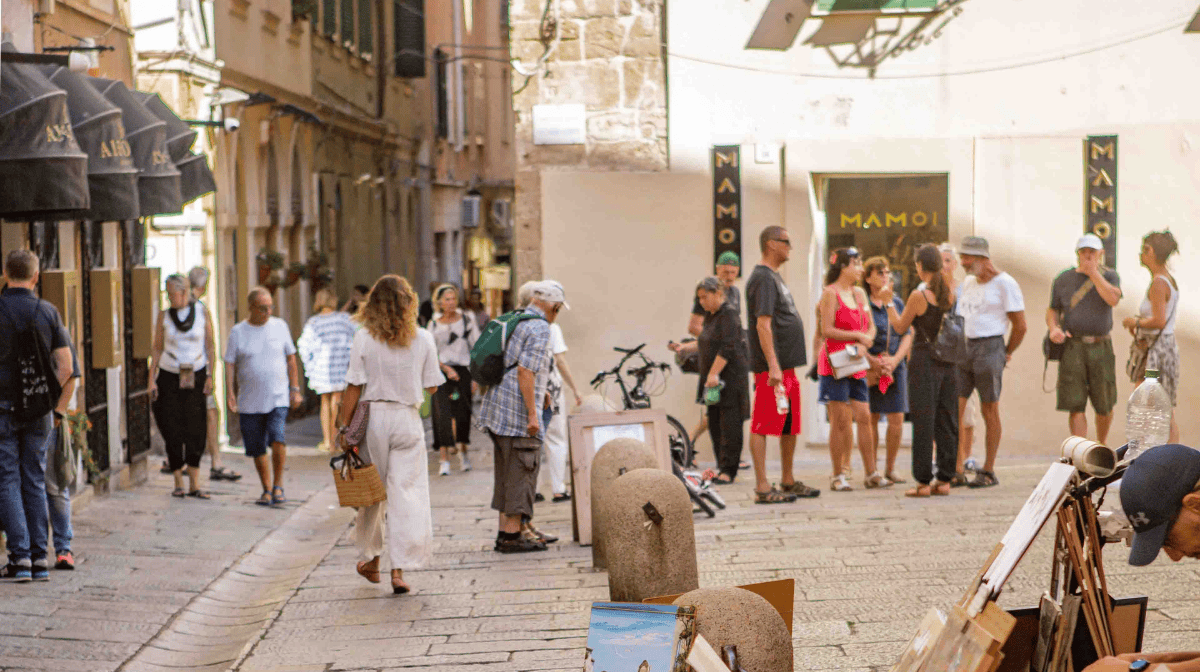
584, 602, 691, 672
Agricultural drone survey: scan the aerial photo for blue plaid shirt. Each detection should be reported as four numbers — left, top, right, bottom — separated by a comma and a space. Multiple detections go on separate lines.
476, 306, 552, 438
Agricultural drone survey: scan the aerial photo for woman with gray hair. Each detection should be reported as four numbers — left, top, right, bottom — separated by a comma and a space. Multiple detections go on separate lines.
149, 274, 215, 499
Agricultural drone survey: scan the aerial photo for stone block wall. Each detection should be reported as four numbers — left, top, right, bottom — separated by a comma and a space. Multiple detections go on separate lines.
509, 0, 668, 285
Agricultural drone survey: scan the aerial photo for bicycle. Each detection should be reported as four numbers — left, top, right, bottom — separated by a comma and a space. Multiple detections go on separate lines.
590, 344, 726, 516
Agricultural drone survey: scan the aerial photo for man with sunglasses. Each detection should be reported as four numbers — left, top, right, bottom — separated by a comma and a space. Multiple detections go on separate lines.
225, 287, 303, 507
744, 226, 819, 504
1083, 443, 1200, 671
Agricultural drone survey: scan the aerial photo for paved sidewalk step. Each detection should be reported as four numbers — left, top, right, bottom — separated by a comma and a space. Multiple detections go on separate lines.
120, 486, 354, 672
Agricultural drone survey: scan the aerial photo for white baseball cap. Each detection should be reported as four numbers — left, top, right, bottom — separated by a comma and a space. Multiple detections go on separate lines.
533, 280, 570, 309
1076, 233, 1104, 251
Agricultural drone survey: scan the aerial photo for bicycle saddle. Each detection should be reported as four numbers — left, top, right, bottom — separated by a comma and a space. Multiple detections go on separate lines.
613, 343, 645, 354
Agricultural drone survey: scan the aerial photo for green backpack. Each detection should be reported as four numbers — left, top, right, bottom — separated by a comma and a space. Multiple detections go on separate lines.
469, 310, 546, 386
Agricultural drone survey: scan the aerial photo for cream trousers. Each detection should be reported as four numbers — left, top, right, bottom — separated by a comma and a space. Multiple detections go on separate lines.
354, 402, 432, 569
539, 391, 569, 495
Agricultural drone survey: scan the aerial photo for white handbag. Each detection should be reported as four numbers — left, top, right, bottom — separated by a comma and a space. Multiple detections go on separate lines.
828, 344, 870, 380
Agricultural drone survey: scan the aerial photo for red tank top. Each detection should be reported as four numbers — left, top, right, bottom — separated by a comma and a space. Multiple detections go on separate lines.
818, 288, 870, 379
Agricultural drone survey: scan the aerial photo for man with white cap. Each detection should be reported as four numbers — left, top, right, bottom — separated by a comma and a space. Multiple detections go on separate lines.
1082, 443, 1200, 671
1046, 233, 1122, 444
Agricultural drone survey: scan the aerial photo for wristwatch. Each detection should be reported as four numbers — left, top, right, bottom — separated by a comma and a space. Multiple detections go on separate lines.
1129, 660, 1150, 672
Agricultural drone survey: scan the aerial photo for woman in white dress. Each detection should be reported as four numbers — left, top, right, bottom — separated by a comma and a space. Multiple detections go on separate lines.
338, 275, 444, 594
427, 285, 479, 475
297, 289, 357, 452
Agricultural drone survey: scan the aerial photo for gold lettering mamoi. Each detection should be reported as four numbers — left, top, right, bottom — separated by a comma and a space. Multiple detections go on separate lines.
1091, 168, 1114, 188
715, 204, 739, 219
912, 211, 928, 227
715, 151, 738, 168
885, 212, 906, 228
1090, 195, 1115, 214
1090, 142, 1115, 161
863, 213, 881, 229
717, 177, 737, 194
840, 213, 862, 228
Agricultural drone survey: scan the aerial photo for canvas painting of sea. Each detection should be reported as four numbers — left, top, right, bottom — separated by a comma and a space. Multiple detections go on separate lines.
582, 602, 696, 672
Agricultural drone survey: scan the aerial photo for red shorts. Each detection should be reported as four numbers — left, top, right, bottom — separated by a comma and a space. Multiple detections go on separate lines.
750, 369, 801, 436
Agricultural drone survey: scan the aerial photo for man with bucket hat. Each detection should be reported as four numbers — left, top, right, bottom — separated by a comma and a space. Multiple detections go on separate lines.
1082, 444, 1200, 670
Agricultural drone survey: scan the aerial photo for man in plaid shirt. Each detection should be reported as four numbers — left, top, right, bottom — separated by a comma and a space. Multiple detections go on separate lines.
478, 281, 568, 553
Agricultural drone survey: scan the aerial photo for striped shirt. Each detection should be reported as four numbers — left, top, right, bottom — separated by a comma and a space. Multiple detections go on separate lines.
297, 312, 356, 394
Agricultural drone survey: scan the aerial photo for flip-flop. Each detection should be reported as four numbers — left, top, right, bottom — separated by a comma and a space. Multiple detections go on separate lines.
255, 491, 272, 506
187, 490, 211, 500
905, 484, 933, 498
171, 488, 186, 498
712, 474, 735, 485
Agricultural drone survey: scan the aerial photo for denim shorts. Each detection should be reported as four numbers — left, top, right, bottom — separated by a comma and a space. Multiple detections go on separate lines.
239, 407, 288, 458
818, 375, 869, 404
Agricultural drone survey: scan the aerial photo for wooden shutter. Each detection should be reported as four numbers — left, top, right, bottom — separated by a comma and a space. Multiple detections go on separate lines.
393, 0, 426, 78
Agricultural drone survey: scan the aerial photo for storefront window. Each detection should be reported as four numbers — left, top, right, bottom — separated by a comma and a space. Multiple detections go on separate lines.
823, 174, 948, 296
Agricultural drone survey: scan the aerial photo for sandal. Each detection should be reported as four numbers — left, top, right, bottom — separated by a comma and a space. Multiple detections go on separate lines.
931, 481, 951, 496
948, 472, 969, 488
864, 472, 893, 489
905, 484, 933, 498
271, 486, 286, 505
830, 474, 853, 492
391, 570, 410, 595
551, 492, 572, 503
780, 481, 821, 498
712, 473, 735, 485
968, 470, 999, 489
211, 466, 243, 482
356, 557, 381, 584
754, 487, 797, 504
885, 472, 907, 484
187, 490, 211, 500
171, 488, 186, 498
255, 491, 272, 506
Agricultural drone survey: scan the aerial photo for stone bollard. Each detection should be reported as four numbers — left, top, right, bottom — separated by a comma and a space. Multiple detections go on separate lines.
600, 468, 698, 602
590, 439, 657, 569
672, 587, 793, 672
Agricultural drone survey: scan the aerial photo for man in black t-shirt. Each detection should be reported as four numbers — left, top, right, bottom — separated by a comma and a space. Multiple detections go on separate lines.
744, 226, 818, 503
0, 250, 73, 581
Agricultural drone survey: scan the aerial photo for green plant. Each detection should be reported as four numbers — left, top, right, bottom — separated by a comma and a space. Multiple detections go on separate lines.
65, 410, 99, 482
256, 248, 285, 271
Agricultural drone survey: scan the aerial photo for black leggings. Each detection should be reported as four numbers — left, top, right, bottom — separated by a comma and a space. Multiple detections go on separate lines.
432, 365, 472, 448
152, 368, 208, 471
707, 400, 746, 478
907, 345, 959, 484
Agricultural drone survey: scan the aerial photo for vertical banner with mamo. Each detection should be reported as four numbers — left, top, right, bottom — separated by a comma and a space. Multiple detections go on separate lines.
1084, 135, 1117, 266
712, 145, 742, 276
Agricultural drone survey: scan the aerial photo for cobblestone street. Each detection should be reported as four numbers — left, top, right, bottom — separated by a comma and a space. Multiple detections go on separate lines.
3, 418, 1200, 671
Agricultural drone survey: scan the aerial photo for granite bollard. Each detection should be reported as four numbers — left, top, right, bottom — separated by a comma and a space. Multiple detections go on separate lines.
672, 587, 793, 672
601, 468, 698, 601
590, 438, 657, 569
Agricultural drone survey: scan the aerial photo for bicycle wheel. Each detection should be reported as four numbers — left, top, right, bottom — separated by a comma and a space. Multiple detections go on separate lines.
665, 415, 694, 469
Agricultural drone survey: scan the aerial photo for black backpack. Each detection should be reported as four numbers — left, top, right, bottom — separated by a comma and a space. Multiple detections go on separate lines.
932, 302, 967, 365
0, 300, 62, 422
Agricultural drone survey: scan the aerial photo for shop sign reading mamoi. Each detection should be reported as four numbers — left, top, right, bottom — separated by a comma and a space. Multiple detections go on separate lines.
712, 145, 742, 275
1085, 135, 1117, 266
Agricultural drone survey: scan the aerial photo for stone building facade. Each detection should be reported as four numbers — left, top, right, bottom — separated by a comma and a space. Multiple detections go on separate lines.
508, 0, 667, 286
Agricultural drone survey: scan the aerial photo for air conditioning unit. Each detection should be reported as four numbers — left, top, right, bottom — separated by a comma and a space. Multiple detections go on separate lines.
461, 192, 482, 228
491, 198, 512, 228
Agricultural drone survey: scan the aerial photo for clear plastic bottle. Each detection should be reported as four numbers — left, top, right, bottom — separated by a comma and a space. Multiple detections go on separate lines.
775, 384, 789, 415
1124, 369, 1173, 461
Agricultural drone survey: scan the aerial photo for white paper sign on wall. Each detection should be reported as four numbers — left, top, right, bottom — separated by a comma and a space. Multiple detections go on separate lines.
532, 104, 586, 145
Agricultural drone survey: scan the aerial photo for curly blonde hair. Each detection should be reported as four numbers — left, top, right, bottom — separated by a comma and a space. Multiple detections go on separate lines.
356, 275, 418, 347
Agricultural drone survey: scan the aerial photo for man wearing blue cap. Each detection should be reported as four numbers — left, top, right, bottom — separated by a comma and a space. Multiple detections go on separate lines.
1084, 444, 1200, 670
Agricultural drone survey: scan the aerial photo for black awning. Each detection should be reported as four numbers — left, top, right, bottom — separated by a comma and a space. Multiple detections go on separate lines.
177, 152, 216, 205
41, 66, 140, 222
133, 90, 197, 163
0, 44, 89, 219
88, 77, 182, 217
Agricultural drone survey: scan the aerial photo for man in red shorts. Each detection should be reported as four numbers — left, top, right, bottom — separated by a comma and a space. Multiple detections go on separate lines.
745, 226, 820, 503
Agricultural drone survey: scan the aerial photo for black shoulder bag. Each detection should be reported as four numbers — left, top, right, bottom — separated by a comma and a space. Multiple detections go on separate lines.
0, 300, 63, 423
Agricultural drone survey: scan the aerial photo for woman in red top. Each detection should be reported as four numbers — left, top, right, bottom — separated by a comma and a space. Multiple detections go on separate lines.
818, 248, 889, 492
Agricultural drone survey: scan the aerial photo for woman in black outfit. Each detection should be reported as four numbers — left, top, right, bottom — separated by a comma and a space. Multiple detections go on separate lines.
671, 277, 749, 483
879, 244, 959, 497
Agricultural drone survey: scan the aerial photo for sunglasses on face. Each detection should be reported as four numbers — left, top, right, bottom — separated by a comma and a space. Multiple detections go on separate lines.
772, 238, 792, 247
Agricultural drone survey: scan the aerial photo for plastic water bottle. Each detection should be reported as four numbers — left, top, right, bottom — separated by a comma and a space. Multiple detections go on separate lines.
1125, 369, 1173, 461
775, 384, 789, 415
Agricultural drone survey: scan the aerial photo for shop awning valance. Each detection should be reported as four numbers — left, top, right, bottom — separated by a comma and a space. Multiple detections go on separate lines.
176, 152, 216, 205
88, 77, 183, 217
0, 44, 90, 220
41, 66, 141, 222
134, 90, 215, 205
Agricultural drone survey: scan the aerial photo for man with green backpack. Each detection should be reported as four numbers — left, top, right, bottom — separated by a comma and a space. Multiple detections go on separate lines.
474, 281, 568, 553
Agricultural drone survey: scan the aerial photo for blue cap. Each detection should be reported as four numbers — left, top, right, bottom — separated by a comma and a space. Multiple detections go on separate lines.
1120, 444, 1200, 566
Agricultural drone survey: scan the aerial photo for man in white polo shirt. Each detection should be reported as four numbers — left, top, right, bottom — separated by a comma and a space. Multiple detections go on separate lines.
956, 236, 1027, 489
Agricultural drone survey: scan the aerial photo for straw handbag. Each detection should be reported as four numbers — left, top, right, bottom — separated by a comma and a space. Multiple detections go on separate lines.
330, 448, 387, 508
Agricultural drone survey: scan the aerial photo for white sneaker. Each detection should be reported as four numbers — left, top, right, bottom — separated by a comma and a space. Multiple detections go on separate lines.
438, 460, 451, 476
460, 454, 472, 472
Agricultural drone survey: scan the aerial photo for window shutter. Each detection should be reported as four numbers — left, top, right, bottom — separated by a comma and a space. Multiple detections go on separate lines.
434, 47, 448, 137
393, 0, 426, 78
340, 0, 355, 47
358, 0, 373, 56
322, 0, 336, 36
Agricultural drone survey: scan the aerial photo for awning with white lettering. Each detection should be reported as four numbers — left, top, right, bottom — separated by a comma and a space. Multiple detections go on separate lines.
40, 66, 141, 222
0, 43, 90, 220
88, 78, 182, 217
134, 91, 215, 205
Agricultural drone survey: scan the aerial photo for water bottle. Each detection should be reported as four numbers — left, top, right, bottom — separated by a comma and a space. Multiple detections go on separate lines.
775, 384, 789, 415
1125, 369, 1172, 461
